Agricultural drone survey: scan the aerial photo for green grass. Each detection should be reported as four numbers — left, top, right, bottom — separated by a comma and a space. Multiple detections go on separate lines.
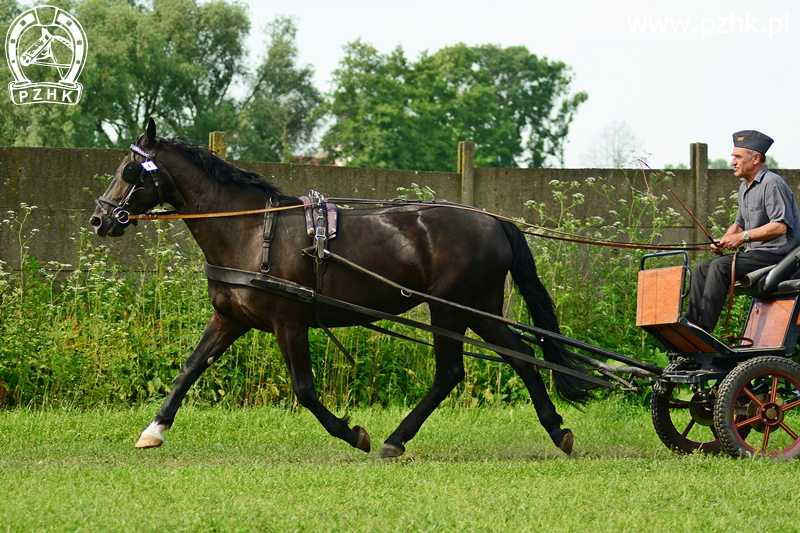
3, 398, 800, 532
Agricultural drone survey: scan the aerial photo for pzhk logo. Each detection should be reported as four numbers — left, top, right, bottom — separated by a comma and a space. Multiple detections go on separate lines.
5, 5, 87, 105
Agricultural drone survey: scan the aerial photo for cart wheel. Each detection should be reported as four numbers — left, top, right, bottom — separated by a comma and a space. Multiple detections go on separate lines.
651, 361, 721, 454
714, 356, 800, 460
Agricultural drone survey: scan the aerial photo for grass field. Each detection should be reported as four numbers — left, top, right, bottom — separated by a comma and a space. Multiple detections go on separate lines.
3, 397, 800, 532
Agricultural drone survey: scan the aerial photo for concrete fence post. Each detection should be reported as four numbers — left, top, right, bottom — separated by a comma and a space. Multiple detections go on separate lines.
209, 131, 227, 160
691, 142, 709, 250
458, 141, 475, 206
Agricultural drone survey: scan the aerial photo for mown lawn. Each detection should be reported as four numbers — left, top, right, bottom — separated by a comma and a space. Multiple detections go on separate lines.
2, 397, 799, 532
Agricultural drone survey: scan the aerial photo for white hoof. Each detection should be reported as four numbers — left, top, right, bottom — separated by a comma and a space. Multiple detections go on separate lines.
135, 421, 169, 449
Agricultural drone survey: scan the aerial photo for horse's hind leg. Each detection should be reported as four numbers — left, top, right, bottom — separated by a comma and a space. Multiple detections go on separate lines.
275, 324, 370, 453
471, 319, 574, 455
136, 311, 250, 448
381, 310, 467, 458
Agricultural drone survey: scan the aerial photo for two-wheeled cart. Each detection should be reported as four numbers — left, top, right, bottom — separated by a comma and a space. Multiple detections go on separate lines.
640, 248, 800, 459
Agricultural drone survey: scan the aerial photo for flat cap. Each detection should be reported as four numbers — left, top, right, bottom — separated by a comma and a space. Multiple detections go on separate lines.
732, 130, 774, 154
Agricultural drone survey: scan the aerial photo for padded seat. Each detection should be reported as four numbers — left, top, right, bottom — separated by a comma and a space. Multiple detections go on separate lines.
735, 245, 800, 296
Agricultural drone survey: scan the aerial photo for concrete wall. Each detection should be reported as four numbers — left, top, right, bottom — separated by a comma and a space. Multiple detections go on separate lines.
2, 144, 799, 272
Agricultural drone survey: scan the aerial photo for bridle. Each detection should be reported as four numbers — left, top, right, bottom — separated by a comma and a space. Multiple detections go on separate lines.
95, 141, 167, 227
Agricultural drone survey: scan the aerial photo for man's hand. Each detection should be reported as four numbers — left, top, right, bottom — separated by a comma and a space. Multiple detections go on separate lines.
713, 232, 746, 252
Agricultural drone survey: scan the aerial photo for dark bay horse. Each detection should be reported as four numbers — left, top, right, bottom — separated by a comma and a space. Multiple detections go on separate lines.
89, 118, 591, 458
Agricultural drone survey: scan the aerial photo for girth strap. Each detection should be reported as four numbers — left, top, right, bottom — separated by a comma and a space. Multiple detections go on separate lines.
297, 191, 351, 361
261, 198, 277, 273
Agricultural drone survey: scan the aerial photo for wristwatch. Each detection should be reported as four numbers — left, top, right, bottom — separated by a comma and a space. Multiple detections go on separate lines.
743, 231, 751, 243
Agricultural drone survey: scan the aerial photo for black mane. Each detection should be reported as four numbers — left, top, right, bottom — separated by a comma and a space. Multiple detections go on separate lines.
157, 137, 300, 205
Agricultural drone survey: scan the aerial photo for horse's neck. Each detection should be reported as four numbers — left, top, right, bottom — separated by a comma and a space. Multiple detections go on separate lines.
176, 176, 267, 270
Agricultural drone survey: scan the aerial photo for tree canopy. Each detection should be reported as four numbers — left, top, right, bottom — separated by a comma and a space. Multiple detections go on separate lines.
229, 16, 322, 163
321, 41, 587, 170
1, 1, 586, 169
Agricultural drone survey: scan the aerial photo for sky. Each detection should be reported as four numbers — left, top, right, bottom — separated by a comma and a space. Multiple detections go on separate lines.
241, 0, 799, 169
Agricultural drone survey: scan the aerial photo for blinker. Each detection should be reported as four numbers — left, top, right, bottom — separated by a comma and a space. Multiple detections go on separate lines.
122, 161, 142, 184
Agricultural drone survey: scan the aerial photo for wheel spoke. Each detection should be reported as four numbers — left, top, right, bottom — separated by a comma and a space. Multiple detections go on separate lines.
779, 420, 799, 440
782, 398, 800, 411
760, 425, 772, 456
743, 386, 764, 406
770, 375, 780, 403
736, 415, 760, 430
681, 418, 696, 438
668, 400, 691, 410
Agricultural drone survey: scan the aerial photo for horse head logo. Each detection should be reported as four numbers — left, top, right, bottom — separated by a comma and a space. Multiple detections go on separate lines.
5, 5, 87, 105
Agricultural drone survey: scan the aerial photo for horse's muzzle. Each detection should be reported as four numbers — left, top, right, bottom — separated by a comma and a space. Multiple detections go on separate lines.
89, 212, 127, 237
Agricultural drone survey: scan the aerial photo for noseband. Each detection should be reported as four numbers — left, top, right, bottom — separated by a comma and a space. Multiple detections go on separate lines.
96, 142, 166, 226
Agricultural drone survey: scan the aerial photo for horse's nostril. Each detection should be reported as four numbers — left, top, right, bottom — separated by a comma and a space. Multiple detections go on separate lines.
89, 215, 102, 227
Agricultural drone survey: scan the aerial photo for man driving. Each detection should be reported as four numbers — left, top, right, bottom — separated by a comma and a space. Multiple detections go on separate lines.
685, 130, 800, 332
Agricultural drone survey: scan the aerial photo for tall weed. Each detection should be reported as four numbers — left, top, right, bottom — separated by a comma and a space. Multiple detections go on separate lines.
525, 173, 686, 368
0, 174, 737, 409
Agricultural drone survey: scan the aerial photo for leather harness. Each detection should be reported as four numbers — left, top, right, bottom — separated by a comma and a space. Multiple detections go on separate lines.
259, 190, 353, 362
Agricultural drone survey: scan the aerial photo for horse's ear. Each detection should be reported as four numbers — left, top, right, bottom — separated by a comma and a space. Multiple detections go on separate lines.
144, 117, 157, 146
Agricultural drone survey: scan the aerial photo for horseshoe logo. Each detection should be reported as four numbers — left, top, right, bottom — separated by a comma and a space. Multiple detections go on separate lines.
5, 5, 87, 105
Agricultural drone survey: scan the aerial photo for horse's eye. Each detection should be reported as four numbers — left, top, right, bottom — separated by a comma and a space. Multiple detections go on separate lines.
122, 161, 142, 184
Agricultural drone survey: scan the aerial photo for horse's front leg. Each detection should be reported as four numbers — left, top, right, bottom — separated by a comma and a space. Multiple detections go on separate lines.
136, 311, 250, 448
275, 323, 370, 453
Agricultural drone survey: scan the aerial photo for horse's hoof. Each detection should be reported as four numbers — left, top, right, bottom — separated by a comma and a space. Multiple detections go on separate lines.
380, 442, 405, 458
558, 429, 574, 455
135, 435, 164, 449
135, 421, 168, 449
354, 426, 371, 453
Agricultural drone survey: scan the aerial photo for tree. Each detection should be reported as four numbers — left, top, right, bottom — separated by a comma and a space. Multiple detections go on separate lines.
230, 16, 323, 163
321, 41, 587, 171
77, 0, 250, 146
581, 121, 643, 168
0, 0, 251, 147
0, 0, 89, 147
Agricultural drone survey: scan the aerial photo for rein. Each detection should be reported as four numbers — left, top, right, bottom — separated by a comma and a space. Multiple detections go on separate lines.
129, 198, 710, 252
106, 145, 714, 252
132, 204, 304, 220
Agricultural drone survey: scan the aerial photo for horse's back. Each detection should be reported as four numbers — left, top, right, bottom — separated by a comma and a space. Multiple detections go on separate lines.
328, 205, 513, 302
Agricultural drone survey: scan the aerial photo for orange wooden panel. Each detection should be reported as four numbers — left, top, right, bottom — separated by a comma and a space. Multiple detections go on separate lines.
637, 267, 684, 326
743, 298, 795, 347
646, 324, 718, 353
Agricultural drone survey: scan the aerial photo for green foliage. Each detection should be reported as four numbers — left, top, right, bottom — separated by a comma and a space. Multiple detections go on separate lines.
230, 16, 323, 163
0, 202, 510, 409
77, 0, 252, 145
0, 2, 322, 155
525, 172, 685, 369
2, 3, 586, 168
321, 41, 587, 171
0, 171, 745, 409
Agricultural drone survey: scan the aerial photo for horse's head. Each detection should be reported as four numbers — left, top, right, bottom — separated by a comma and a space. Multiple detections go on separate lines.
89, 117, 182, 237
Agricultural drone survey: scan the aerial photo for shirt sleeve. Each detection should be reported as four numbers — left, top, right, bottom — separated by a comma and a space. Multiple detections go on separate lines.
763, 177, 793, 229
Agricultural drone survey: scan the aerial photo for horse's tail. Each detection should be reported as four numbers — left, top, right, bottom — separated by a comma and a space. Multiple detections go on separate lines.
501, 221, 595, 404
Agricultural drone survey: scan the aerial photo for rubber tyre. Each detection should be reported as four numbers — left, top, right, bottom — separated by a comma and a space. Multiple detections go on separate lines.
651, 360, 721, 454
714, 356, 800, 460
